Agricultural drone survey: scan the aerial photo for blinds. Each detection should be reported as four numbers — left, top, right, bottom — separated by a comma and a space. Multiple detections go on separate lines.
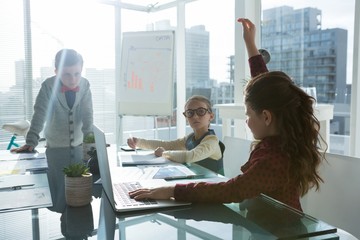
0, 1, 27, 149
0, 0, 117, 149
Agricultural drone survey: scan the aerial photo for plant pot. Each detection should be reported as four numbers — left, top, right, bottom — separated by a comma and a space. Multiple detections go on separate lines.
61, 204, 94, 238
64, 173, 93, 207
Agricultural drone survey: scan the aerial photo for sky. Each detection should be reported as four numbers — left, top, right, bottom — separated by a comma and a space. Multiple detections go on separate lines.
0, 0, 356, 90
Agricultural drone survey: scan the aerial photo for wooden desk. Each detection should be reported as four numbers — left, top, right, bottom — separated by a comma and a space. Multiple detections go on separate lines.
214, 103, 334, 149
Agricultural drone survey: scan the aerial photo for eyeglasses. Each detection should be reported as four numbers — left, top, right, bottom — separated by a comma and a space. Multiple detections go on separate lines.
183, 107, 211, 118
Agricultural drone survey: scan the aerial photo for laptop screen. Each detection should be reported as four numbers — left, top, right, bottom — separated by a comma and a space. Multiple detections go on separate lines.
93, 124, 117, 207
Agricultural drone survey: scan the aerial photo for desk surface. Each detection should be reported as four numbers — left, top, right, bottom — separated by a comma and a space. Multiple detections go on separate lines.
0, 146, 339, 240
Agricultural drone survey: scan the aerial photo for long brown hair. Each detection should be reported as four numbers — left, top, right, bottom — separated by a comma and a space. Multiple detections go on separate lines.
244, 71, 326, 196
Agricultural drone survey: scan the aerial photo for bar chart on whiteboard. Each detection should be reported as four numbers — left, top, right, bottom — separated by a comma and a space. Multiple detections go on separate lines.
118, 31, 175, 116
125, 48, 169, 98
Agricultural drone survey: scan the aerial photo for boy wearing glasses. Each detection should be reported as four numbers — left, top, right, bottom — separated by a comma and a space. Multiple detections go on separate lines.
127, 95, 224, 174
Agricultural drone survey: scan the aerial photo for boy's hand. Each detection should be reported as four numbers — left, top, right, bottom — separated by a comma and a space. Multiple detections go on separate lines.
10, 144, 36, 153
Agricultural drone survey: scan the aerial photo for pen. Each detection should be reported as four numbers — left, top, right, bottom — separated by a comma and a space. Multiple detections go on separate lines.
129, 133, 138, 154
138, 166, 145, 174
0, 184, 35, 192
20, 157, 46, 160
163, 173, 204, 181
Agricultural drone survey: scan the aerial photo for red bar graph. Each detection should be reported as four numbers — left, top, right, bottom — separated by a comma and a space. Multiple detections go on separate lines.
128, 71, 143, 89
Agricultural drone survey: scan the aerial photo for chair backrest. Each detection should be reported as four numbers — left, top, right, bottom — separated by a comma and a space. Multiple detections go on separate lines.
219, 140, 226, 156
195, 140, 225, 175
217, 140, 226, 175
301, 153, 360, 239
222, 136, 252, 178
2, 120, 30, 136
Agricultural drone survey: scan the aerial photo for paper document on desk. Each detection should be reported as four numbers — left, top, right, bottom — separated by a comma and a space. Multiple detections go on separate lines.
0, 151, 47, 176
0, 173, 52, 212
119, 151, 172, 166
0, 150, 46, 161
108, 163, 200, 182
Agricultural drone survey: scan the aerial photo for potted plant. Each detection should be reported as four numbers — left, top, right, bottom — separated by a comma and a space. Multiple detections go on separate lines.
83, 132, 95, 160
63, 163, 93, 207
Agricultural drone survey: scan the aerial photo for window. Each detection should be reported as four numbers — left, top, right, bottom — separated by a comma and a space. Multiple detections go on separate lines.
262, 0, 355, 155
0, 0, 116, 149
0, 0, 25, 149
1, 0, 358, 158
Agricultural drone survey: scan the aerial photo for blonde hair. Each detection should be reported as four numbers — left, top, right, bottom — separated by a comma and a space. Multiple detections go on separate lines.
185, 95, 212, 112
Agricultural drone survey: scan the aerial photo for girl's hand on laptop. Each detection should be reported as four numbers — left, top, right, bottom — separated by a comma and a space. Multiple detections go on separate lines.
129, 186, 175, 200
154, 147, 165, 157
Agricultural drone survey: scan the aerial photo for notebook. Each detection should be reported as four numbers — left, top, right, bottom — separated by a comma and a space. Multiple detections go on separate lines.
111, 164, 201, 181
0, 173, 52, 212
119, 151, 172, 166
93, 124, 191, 212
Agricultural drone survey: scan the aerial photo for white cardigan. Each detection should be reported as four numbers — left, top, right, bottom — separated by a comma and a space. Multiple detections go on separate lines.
26, 75, 93, 148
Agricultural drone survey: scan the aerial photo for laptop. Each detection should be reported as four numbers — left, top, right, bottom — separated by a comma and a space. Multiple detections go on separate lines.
93, 124, 191, 212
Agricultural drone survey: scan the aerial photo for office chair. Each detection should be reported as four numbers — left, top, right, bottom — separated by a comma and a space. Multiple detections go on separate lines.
195, 140, 225, 175
222, 136, 252, 178
2, 120, 30, 150
259, 48, 271, 64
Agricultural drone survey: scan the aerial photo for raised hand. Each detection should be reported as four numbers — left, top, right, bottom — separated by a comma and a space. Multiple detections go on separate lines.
237, 18, 260, 58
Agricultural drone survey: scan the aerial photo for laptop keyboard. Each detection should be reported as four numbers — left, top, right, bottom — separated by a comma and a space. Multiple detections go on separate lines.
114, 182, 157, 207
